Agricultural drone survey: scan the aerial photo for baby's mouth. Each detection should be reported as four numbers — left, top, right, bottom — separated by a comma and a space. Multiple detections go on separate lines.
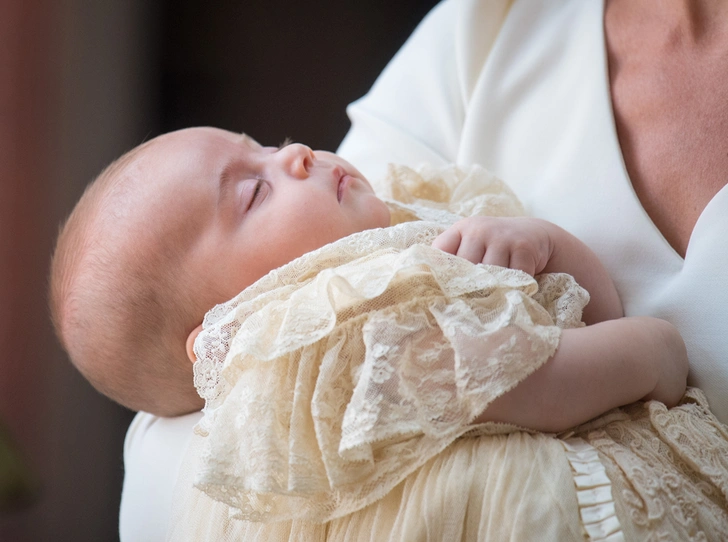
337, 171, 351, 202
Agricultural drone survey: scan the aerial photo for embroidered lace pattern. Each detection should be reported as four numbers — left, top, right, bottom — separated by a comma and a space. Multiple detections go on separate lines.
573, 388, 728, 541
177, 164, 728, 540
189, 164, 590, 521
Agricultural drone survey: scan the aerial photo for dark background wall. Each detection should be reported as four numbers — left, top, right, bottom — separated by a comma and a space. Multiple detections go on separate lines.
0, 1, 439, 540
156, 1, 441, 149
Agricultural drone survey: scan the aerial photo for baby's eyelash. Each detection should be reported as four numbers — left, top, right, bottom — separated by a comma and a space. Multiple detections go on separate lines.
278, 137, 293, 149
252, 178, 263, 202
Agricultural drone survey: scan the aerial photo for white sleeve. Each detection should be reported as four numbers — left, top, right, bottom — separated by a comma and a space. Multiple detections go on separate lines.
119, 411, 202, 542
337, 0, 511, 184
337, 0, 462, 181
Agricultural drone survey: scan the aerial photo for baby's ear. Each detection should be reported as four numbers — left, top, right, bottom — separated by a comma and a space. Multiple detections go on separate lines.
185, 324, 204, 364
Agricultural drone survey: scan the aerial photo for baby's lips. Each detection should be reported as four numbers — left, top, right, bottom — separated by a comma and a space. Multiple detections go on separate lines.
333, 166, 347, 201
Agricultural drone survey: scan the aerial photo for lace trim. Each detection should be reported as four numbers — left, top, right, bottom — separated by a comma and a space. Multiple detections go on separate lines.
561, 437, 625, 542
187, 164, 591, 521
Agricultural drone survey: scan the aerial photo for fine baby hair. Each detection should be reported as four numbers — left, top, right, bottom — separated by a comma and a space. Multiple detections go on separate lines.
50, 127, 389, 416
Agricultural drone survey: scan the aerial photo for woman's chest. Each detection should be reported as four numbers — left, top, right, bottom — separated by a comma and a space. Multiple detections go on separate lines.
457, 0, 728, 424
459, 0, 727, 261
606, 4, 728, 258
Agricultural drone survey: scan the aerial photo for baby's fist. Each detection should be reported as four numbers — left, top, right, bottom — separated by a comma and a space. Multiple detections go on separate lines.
432, 217, 554, 276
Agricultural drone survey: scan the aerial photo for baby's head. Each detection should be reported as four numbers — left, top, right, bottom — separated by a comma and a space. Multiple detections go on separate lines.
50, 127, 390, 416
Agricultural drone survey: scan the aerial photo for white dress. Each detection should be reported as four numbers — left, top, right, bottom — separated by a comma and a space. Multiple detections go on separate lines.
121, 1, 728, 540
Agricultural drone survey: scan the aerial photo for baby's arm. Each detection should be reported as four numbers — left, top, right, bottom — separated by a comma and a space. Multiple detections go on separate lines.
434, 217, 689, 431
473, 316, 688, 432
433, 216, 622, 324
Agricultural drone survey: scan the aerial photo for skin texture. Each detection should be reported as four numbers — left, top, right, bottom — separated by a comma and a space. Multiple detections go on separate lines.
122, 127, 391, 359
128, 128, 687, 427
606, 0, 728, 257
434, 217, 688, 432
475, 317, 688, 432
432, 216, 623, 325
137, 127, 391, 299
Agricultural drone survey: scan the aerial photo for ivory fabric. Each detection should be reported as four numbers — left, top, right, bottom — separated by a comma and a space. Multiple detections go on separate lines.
338, 0, 728, 425
166, 165, 728, 541
122, 1, 728, 539
168, 390, 728, 542
183, 163, 583, 523
168, 430, 587, 542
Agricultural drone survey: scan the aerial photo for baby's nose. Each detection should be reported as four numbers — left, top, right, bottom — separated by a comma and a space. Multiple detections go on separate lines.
276, 143, 314, 179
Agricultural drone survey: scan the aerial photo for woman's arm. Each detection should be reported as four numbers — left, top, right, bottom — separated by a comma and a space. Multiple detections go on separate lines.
119, 411, 203, 542
475, 316, 689, 432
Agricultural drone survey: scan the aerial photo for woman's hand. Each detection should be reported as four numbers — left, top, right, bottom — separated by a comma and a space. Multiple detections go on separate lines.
432, 216, 554, 276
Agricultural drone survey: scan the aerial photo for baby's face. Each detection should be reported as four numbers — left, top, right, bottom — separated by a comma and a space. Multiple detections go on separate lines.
128, 127, 390, 314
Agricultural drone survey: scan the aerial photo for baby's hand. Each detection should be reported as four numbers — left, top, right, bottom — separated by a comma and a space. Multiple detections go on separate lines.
432, 217, 554, 276
640, 318, 689, 407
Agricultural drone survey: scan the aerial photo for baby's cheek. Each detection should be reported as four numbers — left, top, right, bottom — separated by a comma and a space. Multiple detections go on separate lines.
375, 198, 391, 227
360, 196, 390, 230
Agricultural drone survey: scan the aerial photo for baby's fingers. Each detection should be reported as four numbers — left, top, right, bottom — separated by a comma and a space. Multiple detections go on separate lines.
481, 246, 511, 269
507, 248, 538, 276
432, 228, 463, 255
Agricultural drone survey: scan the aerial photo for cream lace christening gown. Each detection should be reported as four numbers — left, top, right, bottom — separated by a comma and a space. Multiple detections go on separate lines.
168, 165, 728, 542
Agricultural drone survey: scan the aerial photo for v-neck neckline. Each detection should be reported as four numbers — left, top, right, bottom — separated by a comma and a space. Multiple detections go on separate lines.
597, 0, 728, 264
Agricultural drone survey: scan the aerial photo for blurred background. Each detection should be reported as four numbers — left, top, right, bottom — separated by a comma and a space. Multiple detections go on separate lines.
0, 0, 439, 540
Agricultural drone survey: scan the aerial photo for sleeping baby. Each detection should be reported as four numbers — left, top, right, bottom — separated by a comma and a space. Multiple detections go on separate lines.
50, 127, 728, 541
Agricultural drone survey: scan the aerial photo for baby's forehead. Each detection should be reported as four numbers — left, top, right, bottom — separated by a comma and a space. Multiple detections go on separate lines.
239, 133, 262, 150
102, 127, 265, 212
157, 126, 258, 149
134, 128, 259, 172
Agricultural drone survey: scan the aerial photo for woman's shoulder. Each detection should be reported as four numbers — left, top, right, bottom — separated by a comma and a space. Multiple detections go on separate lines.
337, 0, 514, 181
